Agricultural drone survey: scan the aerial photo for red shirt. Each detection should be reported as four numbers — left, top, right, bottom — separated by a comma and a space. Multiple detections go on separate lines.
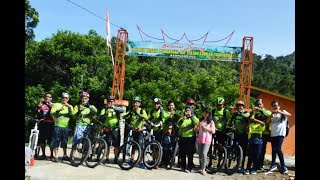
38, 101, 54, 122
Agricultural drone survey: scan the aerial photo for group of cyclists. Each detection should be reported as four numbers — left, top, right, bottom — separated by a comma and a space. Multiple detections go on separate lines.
33, 91, 291, 176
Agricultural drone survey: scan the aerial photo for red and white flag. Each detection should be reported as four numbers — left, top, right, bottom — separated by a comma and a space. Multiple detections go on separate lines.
106, 8, 111, 47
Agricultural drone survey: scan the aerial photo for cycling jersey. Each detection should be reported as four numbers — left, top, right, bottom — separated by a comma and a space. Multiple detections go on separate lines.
178, 115, 199, 137
124, 108, 148, 129
37, 101, 54, 122
73, 104, 97, 126
100, 106, 124, 128
50, 103, 73, 128
231, 111, 250, 135
212, 108, 231, 131
251, 108, 272, 134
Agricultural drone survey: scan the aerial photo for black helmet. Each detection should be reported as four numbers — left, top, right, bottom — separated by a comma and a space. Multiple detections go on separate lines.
107, 95, 115, 101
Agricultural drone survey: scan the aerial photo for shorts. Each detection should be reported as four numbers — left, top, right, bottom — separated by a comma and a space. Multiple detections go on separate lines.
50, 126, 69, 149
72, 125, 87, 145
37, 120, 54, 147
103, 128, 120, 147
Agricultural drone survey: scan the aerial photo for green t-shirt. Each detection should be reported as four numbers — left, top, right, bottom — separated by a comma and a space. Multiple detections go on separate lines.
212, 108, 231, 131
178, 115, 199, 137
72, 104, 97, 126
100, 108, 120, 128
50, 103, 73, 128
251, 108, 272, 134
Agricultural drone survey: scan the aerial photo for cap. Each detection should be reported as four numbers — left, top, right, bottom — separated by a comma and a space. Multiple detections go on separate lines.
133, 96, 141, 102
61, 92, 69, 98
107, 95, 115, 101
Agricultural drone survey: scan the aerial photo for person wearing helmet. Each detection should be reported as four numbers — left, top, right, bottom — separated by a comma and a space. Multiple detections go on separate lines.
211, 97, 231, 147
250, 98, 272, 171
122, 96, 148, 168
147, 98, 169, 142
99, 95, 125, 164
228, 100, 250, 173
50, 92, 74, 162
245, 98, 272, 175
70, 91, 97, 161
177, 106, 199, 173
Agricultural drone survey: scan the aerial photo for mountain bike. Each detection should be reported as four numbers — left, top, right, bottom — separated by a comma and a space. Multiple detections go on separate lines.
84, 120, 108, 168
206, 136, 227, 174
223, 126, 243, 175
70, 123, 92, 167
142, 121, 163, 169
28, 119, 43, 155
116, 122, 142, 170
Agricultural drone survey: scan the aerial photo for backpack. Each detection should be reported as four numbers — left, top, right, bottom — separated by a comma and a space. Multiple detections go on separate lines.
281, 114, 290, 137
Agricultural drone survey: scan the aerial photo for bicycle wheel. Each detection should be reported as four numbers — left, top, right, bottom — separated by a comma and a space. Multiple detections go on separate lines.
85, 138, 108, 168
169, 142, 179, 169
225, 144, 243, 175
143, 141, 163, 169
70, 137, 91, 167
117, 140, 141, 170
206, 143, 227, 174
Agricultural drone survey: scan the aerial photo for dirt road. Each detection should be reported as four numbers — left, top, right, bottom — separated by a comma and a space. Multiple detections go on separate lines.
25, 146, 295, 180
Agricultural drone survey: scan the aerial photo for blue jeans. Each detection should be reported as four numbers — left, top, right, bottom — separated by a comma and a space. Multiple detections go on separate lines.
247, 143, 262, 171
270, 136, 285, 168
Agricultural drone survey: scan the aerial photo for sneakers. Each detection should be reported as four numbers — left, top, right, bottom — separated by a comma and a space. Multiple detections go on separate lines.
48, 156, 54, 161
139, 162, 145, 169
281, 166, 288, 174
52, 156, 59, 162
62, 155, 70, 161
244, 169, 250, 175
39, 155, 47, 160
128, 160, 134, 166
238, 167, 244, 173
251, 170, 257, 174
199, 169, 205, 175
268, 164, 278, 172
258, 166, 264, 171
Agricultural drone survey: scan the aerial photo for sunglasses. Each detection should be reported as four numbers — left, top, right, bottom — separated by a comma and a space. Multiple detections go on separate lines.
62, 97, 69, 99
46, 96, 52, 98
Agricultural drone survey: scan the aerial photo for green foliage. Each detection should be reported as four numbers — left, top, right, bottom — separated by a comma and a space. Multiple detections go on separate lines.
25, 0, 39, 45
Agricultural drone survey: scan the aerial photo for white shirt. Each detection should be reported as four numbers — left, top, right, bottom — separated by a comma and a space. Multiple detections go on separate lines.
270, 112, 287, 137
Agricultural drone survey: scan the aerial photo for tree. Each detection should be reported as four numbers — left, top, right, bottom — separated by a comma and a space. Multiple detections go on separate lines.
25, 0, 39, 45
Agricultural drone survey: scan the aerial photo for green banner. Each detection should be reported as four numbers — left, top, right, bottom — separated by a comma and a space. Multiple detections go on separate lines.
126, 41, 242, 62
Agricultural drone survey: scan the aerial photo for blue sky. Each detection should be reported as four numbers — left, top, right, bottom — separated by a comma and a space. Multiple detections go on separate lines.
30, 0, 295, 58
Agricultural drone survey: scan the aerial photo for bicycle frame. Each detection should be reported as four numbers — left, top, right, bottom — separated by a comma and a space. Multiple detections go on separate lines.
28, 120, 41, 152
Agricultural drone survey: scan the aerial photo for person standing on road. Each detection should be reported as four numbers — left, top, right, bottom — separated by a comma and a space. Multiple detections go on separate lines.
244, 111, 265, 175
70, 91, 97, 160
35, 92, 55, 161
250, 98, 272, 171
50, 92, 73, 162
229, 100, 250, 173
99, 95, 125, 164
267, 100, 291, 174
177, 106, 199, 173
194, 108, 215, 175
123, 96, 148, 169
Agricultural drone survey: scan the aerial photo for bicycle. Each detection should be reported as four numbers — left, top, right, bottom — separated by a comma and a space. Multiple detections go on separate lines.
206, 136, 227, 174
116, 122, 142, 170
28, 119, 43, 156
223, 126, 243, 175
69, 123, 92, 167
142, 121, 163, 169
168, 135, 180, 169
84, 120, 108, 168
